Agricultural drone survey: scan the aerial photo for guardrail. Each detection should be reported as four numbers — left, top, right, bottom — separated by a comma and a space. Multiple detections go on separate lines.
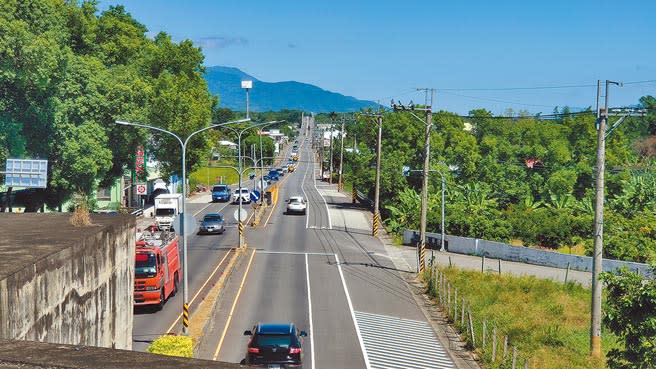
130, 208, 144, 217
355, 189, 374, 209
403, 229, 653, 276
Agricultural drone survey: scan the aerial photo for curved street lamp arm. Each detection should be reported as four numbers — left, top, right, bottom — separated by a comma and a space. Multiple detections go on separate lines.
183, 118, 250, 147
115, 120, 184, 147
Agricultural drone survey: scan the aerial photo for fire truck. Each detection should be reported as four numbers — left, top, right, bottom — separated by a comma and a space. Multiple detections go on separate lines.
134, 226, 180, 309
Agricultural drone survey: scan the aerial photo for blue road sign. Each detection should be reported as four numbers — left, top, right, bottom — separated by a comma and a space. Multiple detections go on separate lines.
250, 190, 261, 202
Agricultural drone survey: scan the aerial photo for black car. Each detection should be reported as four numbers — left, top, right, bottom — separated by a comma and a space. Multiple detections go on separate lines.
244, 323, 307, 368
197, 213, 225, 235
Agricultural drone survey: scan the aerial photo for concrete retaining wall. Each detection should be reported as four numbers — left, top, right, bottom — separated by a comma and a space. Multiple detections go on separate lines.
0, 214, 135, 349
403, 229, 652, 276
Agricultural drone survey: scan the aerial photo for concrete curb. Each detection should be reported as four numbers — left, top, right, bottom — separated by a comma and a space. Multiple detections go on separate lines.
190, 248, 244, 356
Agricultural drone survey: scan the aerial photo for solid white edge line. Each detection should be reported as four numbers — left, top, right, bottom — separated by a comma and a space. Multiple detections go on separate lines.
335, 254, 372, 369
305, 253, 316, 369
312, 155, 332, 230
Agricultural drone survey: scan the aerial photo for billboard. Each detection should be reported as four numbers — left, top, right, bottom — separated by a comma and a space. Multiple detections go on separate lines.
4, 159, 48, 188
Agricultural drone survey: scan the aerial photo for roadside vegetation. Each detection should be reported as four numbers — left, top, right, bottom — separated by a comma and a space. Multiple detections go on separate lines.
148, 335, 193, 358
334, 106, 656, 264
426, 267, 618, 369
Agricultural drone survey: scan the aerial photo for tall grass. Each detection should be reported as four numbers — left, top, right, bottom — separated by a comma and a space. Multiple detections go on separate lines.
426, 267, 619, 369
189, 166, 256, 189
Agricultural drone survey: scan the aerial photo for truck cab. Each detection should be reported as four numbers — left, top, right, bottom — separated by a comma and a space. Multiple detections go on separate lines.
154, 194, 183, 231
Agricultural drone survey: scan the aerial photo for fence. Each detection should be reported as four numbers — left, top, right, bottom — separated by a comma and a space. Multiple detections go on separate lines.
427, 265, 531, 369
404, 229, 652, 277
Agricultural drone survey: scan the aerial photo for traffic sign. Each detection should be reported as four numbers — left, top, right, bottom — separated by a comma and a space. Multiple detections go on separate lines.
135, 183, 147, 195
233, 208, 248, 222
250, 190, 261, 202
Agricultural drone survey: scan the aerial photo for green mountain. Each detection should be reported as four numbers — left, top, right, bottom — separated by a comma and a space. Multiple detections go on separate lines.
204, 66, 379, 112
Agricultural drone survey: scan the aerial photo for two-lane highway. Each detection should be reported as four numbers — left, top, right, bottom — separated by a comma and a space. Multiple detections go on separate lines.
199, 121, 456, 369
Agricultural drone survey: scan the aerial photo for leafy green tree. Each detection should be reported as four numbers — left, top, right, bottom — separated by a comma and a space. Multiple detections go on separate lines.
602, 268, 656, 369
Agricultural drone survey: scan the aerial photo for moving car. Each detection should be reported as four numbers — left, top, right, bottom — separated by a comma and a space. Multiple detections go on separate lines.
197, 213, 225, 235
244, 323, 307, 368
211, 184, 231, 202
232, 187, 251, 204
286, 196, 306, 215
268, 170, 280, 181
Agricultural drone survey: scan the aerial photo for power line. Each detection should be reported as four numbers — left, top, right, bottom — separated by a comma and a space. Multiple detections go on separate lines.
440, 90, 558, 108
438, 79, 656, 92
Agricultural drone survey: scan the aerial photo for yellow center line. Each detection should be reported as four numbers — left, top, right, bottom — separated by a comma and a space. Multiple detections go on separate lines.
213, 248, 257, 360
261, 169, 294, 228
165, 250, 232, 334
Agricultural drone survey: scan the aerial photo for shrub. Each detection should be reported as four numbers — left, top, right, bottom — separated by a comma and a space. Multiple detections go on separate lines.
147, 335, 193, 358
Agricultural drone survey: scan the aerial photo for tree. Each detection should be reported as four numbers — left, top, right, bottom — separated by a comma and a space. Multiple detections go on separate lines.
602, 268, 656, 369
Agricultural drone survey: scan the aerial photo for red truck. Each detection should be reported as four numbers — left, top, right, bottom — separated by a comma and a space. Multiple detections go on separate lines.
134, 227, 181, 309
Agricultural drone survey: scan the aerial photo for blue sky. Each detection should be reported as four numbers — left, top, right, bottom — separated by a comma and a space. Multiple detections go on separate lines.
98, 0, 655, 115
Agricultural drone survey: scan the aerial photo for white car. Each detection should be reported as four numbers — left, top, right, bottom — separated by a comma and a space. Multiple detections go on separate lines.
286, 196, 307, 215
232, 187, 251, 204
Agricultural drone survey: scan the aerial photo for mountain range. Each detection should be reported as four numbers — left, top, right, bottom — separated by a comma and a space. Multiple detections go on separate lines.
203, 66, 379, 113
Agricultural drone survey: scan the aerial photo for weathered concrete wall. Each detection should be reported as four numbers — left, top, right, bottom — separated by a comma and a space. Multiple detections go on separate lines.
0, 213, 135, 349
0, 339, 243, 369
403, 229, 652, 276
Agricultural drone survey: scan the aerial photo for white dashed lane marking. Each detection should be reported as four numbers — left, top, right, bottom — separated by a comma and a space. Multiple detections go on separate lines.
354, 311, 456, 369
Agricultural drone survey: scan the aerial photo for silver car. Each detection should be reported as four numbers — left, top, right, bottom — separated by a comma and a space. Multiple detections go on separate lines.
286, 196, 307, 215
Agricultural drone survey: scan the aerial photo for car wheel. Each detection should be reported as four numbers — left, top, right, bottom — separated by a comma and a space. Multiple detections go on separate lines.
172, 273, 179, 296
157, 288, 165, 310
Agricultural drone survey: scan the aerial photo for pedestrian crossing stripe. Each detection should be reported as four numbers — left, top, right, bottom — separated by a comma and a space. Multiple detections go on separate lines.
354, 311, 455, 369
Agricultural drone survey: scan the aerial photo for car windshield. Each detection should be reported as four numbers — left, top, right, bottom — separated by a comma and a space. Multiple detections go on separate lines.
155, 208, 174, 216
212, 186, 227, 192
290, 198, 302, 204
254, 334, 292, 348
203, 215, 222, 222
135, 252, 157, 278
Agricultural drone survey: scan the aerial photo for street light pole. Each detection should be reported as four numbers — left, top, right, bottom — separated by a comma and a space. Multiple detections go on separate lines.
221, 120, 283, 248
115, 118, 249, 335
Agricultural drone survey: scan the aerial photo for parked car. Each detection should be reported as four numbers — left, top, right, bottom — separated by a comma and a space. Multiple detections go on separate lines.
211, 184, 231, 202
197, 213, 225, 235
276, 167, 285, 177
244, 323, 307, 368
232, 187, 251, 204
286, 196, 306, 215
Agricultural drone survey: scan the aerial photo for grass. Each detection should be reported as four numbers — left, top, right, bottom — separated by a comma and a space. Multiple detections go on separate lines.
557, 243, 588, 256
426, 268, 619, 369
189, 166, 258, 190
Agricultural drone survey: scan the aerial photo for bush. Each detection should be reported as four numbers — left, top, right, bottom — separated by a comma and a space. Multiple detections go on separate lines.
147, 335, 193, 358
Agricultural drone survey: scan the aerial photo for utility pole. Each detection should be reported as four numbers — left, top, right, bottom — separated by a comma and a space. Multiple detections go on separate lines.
329, 112, 336, 184
362, 110, 384, 238
392, 88, 434, 273
590, 80, 646, 357
338, 115, 346, 191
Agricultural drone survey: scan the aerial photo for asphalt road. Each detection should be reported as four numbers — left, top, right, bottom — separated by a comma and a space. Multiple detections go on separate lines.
131, 183, 253, 352
197, 123, 456, 369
